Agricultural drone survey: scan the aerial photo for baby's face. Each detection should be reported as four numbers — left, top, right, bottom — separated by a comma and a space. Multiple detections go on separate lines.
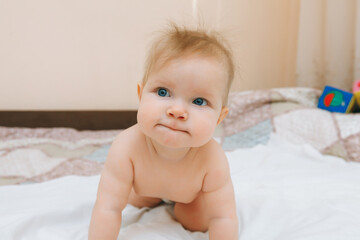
137, 55, 229, 148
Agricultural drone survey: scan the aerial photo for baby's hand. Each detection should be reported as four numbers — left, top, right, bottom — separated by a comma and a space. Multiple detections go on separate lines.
88, 134, 134, 239
206, 179, 238, 240
201, 144, 238, 240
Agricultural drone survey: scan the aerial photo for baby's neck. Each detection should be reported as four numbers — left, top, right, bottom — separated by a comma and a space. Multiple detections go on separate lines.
145, 136, 198, 163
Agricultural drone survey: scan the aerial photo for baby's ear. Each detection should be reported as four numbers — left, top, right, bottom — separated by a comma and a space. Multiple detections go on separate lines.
217, 107, 229, 125
137, 83, 143, 101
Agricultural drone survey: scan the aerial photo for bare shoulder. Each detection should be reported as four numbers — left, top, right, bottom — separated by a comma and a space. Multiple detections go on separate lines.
108, 124, 142, 156
201, 139, 231, 193
103, 124, 143, 173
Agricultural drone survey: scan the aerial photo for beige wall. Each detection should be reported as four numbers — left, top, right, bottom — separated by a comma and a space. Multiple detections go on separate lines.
0, 0, 300, 110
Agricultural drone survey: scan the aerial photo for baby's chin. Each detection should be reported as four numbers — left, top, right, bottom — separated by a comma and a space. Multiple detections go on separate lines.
150, 134, 211, 149
151, 136, 191, 149
139, 124, 212, 149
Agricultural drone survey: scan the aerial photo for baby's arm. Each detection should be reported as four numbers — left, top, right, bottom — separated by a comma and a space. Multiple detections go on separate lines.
202, 152, 238, 240
88, 135, 133, 240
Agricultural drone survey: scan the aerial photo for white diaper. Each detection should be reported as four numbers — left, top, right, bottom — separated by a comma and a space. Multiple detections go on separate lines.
162, 199, 175, 204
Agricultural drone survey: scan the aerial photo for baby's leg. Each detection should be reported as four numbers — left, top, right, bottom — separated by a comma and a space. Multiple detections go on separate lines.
174, 192, 209, 232
128, 188, 162, 208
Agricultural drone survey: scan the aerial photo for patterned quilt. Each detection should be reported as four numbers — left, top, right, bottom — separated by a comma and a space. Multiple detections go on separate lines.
0, 128, 120, 186
1, 87, 359, 186
220, 87, 360, 162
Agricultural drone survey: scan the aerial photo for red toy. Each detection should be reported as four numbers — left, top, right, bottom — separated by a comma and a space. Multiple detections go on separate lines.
353, 80, 360, 106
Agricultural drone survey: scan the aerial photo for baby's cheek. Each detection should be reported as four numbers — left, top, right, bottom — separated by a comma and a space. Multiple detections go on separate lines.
137, 103, 155, 129
193, 118, 216, 143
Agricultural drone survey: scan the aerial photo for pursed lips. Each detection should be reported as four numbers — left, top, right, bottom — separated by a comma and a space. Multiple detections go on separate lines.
157, 124, 188, 133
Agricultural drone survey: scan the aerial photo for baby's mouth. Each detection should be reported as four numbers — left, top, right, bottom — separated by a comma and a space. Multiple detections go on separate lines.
157, 124, 189, 134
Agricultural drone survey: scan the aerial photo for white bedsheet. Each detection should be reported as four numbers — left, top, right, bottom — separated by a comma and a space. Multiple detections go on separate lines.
1, 134, 360, 240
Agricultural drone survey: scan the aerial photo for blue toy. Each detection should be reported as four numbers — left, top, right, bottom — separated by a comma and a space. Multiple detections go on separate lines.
318, 86, 357, 113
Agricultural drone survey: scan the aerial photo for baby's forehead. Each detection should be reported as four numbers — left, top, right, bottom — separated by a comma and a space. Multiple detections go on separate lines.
157, 52, 227, 70
154, 56, 226, 80
151, 54, 229, 81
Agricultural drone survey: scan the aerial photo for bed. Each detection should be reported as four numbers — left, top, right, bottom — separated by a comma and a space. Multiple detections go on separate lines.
1, 87, 360, 240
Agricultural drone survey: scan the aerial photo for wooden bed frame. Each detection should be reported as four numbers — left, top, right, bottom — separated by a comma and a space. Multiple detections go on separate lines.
0, 111, 137, 130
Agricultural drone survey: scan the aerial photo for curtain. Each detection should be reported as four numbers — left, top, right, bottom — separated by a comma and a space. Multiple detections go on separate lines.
196, 0, 360, 92
296, 0, 360, 91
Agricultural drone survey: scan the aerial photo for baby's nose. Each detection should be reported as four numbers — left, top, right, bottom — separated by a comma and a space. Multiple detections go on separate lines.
167, 107, 188, 120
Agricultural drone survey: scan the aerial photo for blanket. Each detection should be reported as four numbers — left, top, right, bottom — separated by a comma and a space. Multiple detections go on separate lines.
1, 134, 360, 240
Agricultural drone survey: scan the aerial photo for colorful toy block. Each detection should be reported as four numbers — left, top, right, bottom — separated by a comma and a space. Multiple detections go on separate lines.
318, 86, 357, 113
353, 80, 360, 106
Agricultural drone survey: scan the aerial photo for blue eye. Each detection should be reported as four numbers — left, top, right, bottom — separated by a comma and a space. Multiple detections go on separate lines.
193, 98, 207, 106
157, 88, 169, 97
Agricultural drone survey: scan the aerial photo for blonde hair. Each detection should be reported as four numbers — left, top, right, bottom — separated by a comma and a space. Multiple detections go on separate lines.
142, 23, 235, 106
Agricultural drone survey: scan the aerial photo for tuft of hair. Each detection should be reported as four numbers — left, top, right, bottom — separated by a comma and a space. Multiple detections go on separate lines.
142, 22, 235, 106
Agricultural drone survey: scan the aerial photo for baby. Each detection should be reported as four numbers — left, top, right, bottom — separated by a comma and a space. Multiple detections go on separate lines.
89, 23, 238, 240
